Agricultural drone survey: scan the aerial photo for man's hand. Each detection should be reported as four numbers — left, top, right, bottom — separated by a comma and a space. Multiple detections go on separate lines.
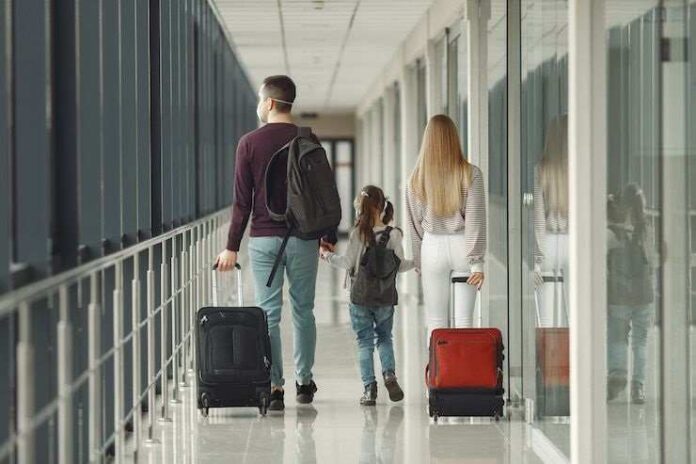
468, 272, 485, 289
216, 249, 238, 272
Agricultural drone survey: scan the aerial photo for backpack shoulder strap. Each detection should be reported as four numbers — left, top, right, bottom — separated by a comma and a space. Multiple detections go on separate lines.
297, 126, 312, 139
264, 142, 291, 222
377, 227, 393, 248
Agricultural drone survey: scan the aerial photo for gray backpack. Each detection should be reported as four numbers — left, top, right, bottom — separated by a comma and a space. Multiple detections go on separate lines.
350, 227, 401, 307
607, 225, 653, 306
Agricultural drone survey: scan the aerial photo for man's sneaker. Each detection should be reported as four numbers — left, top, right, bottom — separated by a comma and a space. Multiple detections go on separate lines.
269, 388, 285, 411
384, 372, 404, 402
296, 381, 318, 404
607, 374, 627, 401
360, 382, 378, 406
631, 381, 646, 405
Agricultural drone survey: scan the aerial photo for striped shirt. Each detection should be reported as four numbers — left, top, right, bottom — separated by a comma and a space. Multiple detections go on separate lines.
533, 170, 569, 267
405, 164, 487, 272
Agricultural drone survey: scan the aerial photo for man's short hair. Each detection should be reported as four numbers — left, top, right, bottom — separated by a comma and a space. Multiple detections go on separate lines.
261, 75, 296, 113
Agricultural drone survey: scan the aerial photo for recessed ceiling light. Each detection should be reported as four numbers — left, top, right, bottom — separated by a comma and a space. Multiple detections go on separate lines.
312, 1, 325, 10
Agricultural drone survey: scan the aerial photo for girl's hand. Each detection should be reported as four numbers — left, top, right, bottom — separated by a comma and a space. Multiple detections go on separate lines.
468, 272, 485, 289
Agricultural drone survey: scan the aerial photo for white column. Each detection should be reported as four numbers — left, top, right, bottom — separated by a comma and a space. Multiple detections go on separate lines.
382, 86, 397, 203
568, 0, 607, 462
465, 0, 482, 165
399, 64, 420, 300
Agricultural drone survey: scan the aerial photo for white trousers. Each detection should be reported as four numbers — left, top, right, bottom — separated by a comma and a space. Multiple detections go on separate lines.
536, 233, 569, 328
421, 233, 478, 339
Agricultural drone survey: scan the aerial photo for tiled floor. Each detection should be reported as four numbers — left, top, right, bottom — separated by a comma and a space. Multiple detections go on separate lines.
129, 260, 547, 464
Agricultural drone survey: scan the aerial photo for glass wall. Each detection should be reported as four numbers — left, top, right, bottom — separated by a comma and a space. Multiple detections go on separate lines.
450, 24, 469, 155
604, 3, 663, 462
486, 0, 509, 397
520, 0, 570, 455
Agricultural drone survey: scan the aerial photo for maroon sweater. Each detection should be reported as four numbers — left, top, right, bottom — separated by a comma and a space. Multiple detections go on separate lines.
226, 123, 335, 251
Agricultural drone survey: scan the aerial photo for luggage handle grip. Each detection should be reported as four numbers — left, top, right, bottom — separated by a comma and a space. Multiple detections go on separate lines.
211, 262, 243, 306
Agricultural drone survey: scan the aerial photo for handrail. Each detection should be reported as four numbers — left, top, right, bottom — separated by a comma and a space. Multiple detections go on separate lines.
0, 206, 233, 463
0, 208, 229, 316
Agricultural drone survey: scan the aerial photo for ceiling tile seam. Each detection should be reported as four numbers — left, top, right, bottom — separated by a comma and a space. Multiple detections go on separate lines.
323, 0, 362, 110
277, 0, 291, 75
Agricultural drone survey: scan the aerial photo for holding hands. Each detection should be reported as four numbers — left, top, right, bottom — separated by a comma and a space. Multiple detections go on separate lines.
319, 239, 335, 260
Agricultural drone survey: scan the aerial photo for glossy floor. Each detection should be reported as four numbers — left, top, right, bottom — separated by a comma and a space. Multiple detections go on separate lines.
130, 261, 547, 464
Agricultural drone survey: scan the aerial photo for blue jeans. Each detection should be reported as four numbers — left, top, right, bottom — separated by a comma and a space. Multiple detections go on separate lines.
349, 304, 396, 386
607, 304, 654, 384
249, 236, 319, 388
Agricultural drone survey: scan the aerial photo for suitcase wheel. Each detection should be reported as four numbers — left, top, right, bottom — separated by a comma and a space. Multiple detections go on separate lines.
200, 394, 210, 418
259, 393, 269, 416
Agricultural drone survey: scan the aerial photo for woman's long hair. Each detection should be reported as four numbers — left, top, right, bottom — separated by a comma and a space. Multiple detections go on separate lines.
538, 114, 569, 219
354, 185, 394, 243
409, 114, 472, 217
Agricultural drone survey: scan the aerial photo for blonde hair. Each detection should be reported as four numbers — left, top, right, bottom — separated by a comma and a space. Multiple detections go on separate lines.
538, 114, 568, 218
409, 114, 472, 216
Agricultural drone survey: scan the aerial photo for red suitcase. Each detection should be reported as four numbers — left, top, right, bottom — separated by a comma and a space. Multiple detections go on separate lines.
535, 273, 570, 417
425, 274, 505, 420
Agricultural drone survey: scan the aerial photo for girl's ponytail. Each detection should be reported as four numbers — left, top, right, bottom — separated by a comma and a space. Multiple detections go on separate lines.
382, 200, 394, 226
355, 185, 391, 243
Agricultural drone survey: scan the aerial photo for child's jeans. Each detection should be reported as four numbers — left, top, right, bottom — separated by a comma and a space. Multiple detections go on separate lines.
349, 304, 396, 386
607, 304, 653, 384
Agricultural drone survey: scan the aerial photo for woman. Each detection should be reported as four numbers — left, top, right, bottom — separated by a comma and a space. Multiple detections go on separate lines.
406, 114, 486, 337
533, 114, 569, 327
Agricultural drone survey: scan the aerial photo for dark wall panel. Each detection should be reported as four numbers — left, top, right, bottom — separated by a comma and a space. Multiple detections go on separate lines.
102, 0, 123, 254
121, 0, 138, 246
137, 0, 152, 240
13, 0, 52, 278
77, 0, 103, 262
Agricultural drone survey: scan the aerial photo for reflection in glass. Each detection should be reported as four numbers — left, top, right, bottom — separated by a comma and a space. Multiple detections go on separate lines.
606, 184, 656, 406
605, 2, 663, 462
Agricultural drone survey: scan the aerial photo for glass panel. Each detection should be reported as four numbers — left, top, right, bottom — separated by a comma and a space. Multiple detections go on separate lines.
520, 0, 570, 455
487, 0, 509, 396
605, 3, 663, 462
457, 27, 469, 157
690, 3, 696, 456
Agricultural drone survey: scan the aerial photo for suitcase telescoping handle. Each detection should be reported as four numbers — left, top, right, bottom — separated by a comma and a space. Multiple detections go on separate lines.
533, 270, 568, 327
211, 262, 243, 307
449, 272, 482, 327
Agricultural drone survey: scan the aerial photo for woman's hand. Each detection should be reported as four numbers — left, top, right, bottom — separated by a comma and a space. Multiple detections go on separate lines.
468, 272, 485, 289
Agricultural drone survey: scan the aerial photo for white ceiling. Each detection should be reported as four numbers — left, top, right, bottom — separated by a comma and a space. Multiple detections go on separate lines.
214, 0, 435, 114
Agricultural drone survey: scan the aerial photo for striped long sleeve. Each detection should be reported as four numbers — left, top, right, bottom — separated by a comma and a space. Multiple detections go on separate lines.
405, 165, 487, 272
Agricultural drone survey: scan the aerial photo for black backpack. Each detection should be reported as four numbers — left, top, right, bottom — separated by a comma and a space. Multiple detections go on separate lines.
350, 227, 401, 307
264, 127, 341, 287
607, 225, 654, 306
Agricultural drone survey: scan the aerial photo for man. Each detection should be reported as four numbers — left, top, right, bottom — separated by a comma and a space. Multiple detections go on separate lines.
216, 75, 335, 411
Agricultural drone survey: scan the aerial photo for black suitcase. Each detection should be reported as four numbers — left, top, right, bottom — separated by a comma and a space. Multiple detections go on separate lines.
196, 263, 272, 417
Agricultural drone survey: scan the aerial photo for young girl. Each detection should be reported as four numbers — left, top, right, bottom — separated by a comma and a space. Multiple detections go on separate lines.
320, 185, 414, 406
